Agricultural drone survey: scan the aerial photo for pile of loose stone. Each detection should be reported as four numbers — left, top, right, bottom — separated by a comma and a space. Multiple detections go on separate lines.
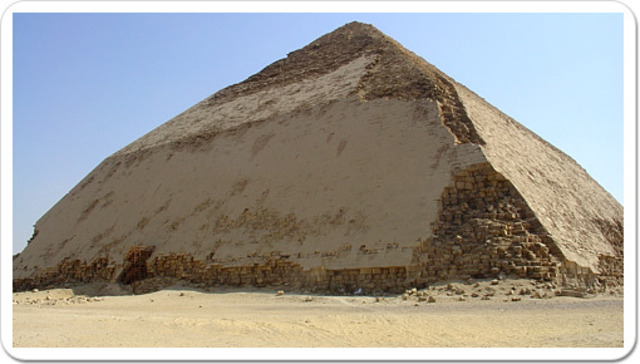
12, 288, 104, 306
391, 277, 590, 304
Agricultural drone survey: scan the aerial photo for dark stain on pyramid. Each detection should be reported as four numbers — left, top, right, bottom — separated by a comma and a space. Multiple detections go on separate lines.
207, 21, 484, 145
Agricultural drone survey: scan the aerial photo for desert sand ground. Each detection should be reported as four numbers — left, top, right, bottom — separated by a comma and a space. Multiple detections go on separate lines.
12, 278, 623, 348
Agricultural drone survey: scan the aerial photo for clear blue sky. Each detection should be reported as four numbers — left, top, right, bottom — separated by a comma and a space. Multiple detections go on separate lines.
12, 12, 624, 254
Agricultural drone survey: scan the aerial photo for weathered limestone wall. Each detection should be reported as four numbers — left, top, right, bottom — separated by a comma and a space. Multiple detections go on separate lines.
410, 162, 622, 291
13, 162, 621, 294
411, 163, 562, 284
16, 96, 476, 286
13, 252, 410, 295
13, 256, 117, 292
453, 81, 623, 274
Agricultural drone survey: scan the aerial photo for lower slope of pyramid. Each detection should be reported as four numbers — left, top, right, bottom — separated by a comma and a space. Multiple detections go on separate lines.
14, 94, 486, 293
454, 83, 623, 284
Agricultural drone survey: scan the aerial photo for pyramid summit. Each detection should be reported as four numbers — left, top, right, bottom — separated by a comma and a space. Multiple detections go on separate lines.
115, 21, 482, 156
14, 22, 623, 294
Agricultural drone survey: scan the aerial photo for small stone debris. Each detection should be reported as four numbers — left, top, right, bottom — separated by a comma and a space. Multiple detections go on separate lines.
418, 296, 427, 302
491, 279, 499, 285
276, 290, 285, 296
555, 289, 587, 298
14, 294, 105, 306
427, 296, 436, 303
511, 296, 522, 302
402, 293, 409, 301
178, 292, 185, 297
303, 296, 314, 302
32, 288, 39, 293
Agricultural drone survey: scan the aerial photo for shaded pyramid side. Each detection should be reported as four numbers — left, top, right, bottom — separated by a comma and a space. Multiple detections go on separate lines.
454, 82, 623, 288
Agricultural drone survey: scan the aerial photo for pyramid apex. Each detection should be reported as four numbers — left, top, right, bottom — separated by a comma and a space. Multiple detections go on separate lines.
205, 21, 400, 105
325, 21, 382, 35
303, 21, 391, 52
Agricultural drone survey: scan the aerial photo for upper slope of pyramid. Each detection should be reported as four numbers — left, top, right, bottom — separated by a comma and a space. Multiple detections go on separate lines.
208, 21, 452, 104
208, 21, 393, 103
115, 22, 483, 156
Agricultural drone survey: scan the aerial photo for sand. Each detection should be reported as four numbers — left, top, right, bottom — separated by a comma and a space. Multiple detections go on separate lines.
12, 279, 623, 348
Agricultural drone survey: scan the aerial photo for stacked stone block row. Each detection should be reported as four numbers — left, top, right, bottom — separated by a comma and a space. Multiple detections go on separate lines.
593, 218, 624, 289
412, 163, 561, 283
431, 73, 485, 145
144, 253, 409, 294
325, 267, 407, 293
147, 253, 303, 288
13, 256, 117, 292
13, 250, 411, 294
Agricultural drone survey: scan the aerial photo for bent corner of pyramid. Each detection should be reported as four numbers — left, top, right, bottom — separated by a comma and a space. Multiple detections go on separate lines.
13, 21, 623, 296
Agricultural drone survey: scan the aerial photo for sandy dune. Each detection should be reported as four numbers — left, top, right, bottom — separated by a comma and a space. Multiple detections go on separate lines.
13, 279, 623, 348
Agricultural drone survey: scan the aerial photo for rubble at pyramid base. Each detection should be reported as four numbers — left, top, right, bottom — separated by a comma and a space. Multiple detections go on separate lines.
10, 248, 622, 296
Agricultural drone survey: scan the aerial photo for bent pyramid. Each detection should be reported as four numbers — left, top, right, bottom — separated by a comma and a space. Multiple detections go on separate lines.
14, 22, 623, 294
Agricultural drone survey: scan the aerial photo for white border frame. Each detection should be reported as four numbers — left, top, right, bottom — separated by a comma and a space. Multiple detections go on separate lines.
1, 1, 636, 361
